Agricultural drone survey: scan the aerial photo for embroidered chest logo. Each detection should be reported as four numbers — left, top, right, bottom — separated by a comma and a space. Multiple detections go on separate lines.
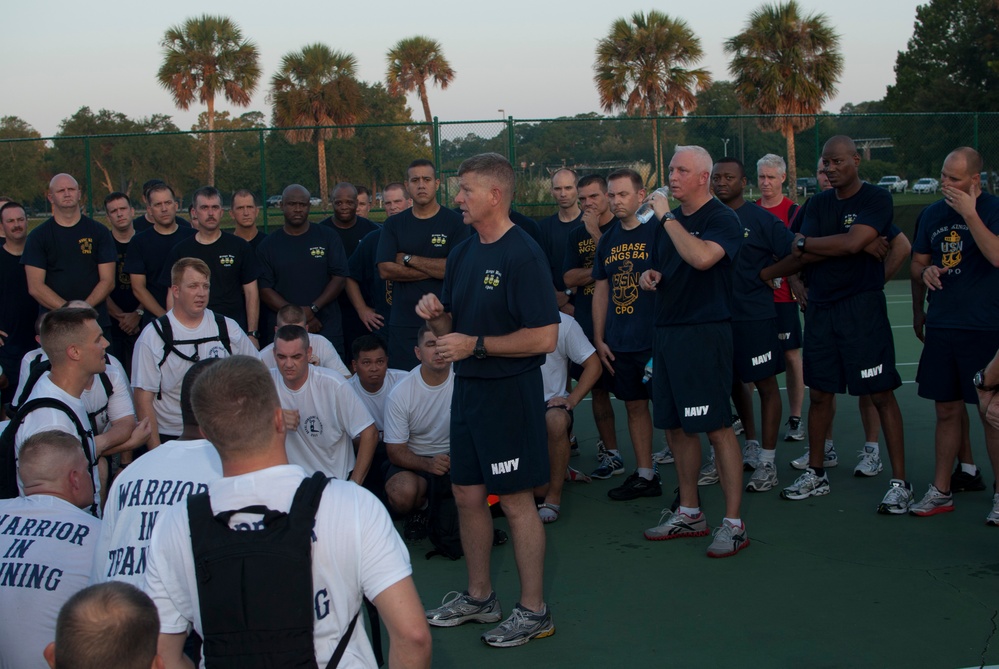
219, 254, 235, 268
483, 269, 501, 290
304, 416, 323, 437
941, 230, 963, 268
743, 227, 751, 238
841, 213, 857, 229
79, 237, 93, 254
309, 246, 326, 259
431, 233, 448, 247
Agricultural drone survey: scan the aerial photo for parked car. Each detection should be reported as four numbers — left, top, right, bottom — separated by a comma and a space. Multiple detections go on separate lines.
877, 176, 908, 193
912, 178, 939, 194
310, 197, 322, 207
796, 177, 818, 195
266, 195, 282, 207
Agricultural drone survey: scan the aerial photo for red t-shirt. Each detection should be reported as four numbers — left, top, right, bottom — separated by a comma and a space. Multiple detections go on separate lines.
757, 197, 798, 303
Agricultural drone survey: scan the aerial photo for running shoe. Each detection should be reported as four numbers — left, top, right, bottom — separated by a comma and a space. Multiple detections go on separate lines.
951, 466, 985, 492
653, 444, 675, 465
608, 471, 662, 501
746, 461, 779, 492
644, 509, 710, 541
481, 604, 555, 648
790, 443, 839, 470
697, 457, 719, 486
569, 434, 580, 458
732, 414, 744, 435
426, 591, 502, 628
877, 479, 913, 515
591, 451, 624, 479
595, 440, 608, 461
781, 468, 830, 500
743, 440, 762, 471
909, 484, 955, 517
854, 447, 883, 477
706, 520, 750, 558
783, 416, 804, 441
403, 508, 429, 541
987, 494, 999, 527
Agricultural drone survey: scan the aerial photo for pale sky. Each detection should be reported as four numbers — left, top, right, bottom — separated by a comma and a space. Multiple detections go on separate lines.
1, 0, 923, 138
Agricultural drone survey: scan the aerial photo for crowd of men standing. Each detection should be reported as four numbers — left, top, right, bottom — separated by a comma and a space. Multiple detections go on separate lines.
2, 137, 999, 666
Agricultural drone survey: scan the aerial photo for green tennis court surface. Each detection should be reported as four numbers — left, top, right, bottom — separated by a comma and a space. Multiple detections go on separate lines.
402, 281, 999, 668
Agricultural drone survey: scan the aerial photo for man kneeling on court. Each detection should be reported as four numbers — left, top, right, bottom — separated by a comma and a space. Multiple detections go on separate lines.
383, 325, 454, 540
144, 356, 431, 668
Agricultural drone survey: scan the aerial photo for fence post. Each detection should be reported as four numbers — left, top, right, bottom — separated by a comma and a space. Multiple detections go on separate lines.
83, 137, 94, 219
432, 117, 441, 204
507, 116, 516, 167
974, 113, 979, 150
258, 129, 268, 233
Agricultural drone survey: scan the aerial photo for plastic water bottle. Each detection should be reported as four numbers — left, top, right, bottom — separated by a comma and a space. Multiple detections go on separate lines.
642, 357, 653, 384
636, 187, 671, 224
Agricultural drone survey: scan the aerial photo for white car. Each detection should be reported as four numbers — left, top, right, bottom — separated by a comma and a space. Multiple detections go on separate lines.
877, 176, 908, 193
912, 178, 939, 194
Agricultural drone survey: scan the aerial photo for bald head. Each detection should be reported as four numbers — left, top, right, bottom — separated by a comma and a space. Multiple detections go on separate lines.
332, 182, 357, 199
48, 173, 82, 212
49, 173, 79, 191
823, 135, 858, 157
945, 147, 983, 178
282, 184, 309, 200
19, 430, 93, 508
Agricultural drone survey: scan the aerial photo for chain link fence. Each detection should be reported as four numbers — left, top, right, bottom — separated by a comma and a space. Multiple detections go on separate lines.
2, 113, 996, 225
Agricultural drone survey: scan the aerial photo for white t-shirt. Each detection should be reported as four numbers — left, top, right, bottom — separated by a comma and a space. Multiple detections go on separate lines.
14, 374, 101, 513
143, 464, 411, 669
132, 309, 257, 437
13, 349, 134, 434
0, 494, 101, 669
271, 368, 374, 480
346, 369, 408, 436
383, 367, 453, 457
93, 438, 223, 587
259, 333, 351, 378
541, 312, 597, 402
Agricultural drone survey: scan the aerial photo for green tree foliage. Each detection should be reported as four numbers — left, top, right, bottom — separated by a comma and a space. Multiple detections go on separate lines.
270, 44, 364, 205
191, 111, 266, 198
594, 11, 711, 182
725, 0, 843, 194
0, 117, 47, 208
386, 36, 455, 128
157, 14, 260, 187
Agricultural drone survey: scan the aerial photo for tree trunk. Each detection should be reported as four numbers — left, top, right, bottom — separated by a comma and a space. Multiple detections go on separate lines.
317, 138, 328, 206
207, 96, 216, 187
418, 80, 433, 126
93, 159, 114, 199
651, 118, 665, 188
784, 122, 797, 201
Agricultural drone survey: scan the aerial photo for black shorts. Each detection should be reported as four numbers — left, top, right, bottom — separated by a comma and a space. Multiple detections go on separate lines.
775, 301, 802, 351
388, 325, 420, 372
545, 403, 574, 439
917, 328, 999, 404
450, 369, 550, 495
570, 337, 614, 392
733, 319, 785, 383
610, 348, 652, 401
803, 291, 901, 396
652, 323, 733, 433
385, 462, 432, 486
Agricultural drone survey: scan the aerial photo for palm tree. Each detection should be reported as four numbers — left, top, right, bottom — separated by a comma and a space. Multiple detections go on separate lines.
725, 0, 843, 195
386, 36, 455, 128
594, 11, 711, 184
157, 14, 260, 186
270, 44, 364, 206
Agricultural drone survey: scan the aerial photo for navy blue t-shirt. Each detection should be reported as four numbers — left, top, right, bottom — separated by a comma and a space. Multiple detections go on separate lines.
442, 226, 560, 379
123, 226, 197, 312
245, 230, 267, 251
0, 246, 38, 358
539, 211, 583, 291
320, 216, 379, 258
651, 198, 742, 326
376, 207, 468, 328
561, 219, 618, 341
110, 237, 139, 315
349, 228, 391, 327
509, 210, 543, 247
21, 215, 116, 324
730, 202, 794, 322
592, 221, 656, 351
162, 231, 262, 330
913, 193, 999, 330
798, 183, 893, 306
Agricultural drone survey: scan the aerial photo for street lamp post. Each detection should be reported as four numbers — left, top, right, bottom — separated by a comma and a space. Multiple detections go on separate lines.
722, 138, 731, 157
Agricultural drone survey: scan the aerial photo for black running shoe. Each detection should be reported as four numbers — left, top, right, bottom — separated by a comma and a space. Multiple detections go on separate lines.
608, 472, 662, 501
403, 509, 429, 541
951, 467, 986, 492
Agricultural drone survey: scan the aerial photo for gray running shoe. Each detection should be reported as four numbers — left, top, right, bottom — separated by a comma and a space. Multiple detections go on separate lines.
746, 461, 779, 492
697, 457, 719, 486
909, 484, 954, 517
732, 415, 744, 435
854, 447, 883, 477
877, 479, 913, 515
706, 520, 750, 558
481, 604, 555, 648
783, 416, 804, 441
653, 444, 675, 465
781, 469, 831, 500
790, 443, 839, 470
742, 440, 762, 471
987, 494, 999, 527
644, 509, 710, 541
591, 451, 624, 479
426, 591, 502, 628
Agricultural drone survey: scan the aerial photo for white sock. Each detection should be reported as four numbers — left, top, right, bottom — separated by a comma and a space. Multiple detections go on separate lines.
961, 462, 977, 475
636, 468, 654, 480
608, 449, 621, 456
864, 441, 879, 453
723, 517, 743, 528
679, 506, 700, 517
745, 439, 760, 448
759, 449, 776, 464
824, 439, 835, 451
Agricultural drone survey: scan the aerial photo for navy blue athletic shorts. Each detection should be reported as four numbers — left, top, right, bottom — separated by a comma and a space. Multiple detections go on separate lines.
917, 328, 999, 404
733, 319, 785, 383
450, 368, 550, 495
609, 348, 652, 401
803, 290, 901, 395
652, 323, 733, 433
775, 301, 802, 351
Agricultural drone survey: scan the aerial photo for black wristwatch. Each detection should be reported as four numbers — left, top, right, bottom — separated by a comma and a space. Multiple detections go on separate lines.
473, 335, 487, 359
403, 254, 413, 266
310, 303, 320, 314
247, 330, 260, 339
974, 369, 997, 392
796, 237, 807, 252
